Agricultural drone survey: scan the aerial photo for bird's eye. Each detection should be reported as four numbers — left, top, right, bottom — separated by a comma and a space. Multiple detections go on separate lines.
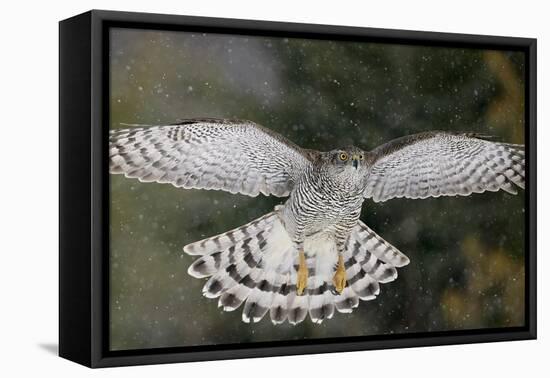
359, 154, 364, 160
339, 153, 348, 161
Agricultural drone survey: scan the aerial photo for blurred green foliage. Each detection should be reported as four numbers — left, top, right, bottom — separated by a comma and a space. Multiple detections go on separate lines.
109, 28, 525, 350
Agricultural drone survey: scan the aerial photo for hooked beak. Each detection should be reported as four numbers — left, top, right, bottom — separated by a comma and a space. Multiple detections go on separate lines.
352, 156, 359, 169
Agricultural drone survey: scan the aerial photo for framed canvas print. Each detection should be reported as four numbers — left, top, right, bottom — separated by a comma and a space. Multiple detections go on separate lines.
59, 10, 537, 368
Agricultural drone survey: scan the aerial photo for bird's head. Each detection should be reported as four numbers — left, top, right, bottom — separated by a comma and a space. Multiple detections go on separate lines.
327, 146, 367, 170
320, 146, 369, 189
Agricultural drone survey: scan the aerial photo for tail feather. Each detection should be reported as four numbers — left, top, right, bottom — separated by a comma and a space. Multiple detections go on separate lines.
242, 271, 278, 323
183, 208, 410, 325
201, 238, 265, 299
345, 254, 380, 301
188, 226, 271, 280
334, 287, 359, 313
202, 269, 234, 298
287, 292, 309, 325
187, 251, 223, 278
355, 221, 410, 267
306, 236, 338, 324
183, 211, 276, 256
270, 283, 290, 324
308, 288, 335, 324
218, 283, 251, 312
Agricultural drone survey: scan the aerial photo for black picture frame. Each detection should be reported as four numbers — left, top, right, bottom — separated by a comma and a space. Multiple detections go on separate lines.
59, 9, 537, 368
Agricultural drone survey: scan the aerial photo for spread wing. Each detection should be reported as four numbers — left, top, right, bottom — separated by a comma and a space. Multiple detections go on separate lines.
109, 118, 316, 197
363, 131, 525, 203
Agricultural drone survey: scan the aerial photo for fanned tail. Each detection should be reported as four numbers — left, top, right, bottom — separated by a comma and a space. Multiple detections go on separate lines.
184, 209, 410, 325
338, 220, 409, 311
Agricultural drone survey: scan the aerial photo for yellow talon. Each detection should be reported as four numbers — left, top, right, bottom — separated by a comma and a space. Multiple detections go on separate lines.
333, 254, 346, 294
296, 250, 308, 295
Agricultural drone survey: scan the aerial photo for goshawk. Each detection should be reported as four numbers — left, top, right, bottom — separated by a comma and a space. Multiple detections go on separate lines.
109, 118, 525, 325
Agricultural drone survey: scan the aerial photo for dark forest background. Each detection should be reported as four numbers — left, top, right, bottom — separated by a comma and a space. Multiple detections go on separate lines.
109, 28, 525, 350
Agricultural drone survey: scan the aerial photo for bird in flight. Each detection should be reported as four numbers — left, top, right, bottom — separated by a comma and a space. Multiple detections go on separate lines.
109, 118, 525, 325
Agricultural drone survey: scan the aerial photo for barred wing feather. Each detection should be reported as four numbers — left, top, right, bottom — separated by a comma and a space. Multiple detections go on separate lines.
109, 119, 314, 197
364, 132, 525, 202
